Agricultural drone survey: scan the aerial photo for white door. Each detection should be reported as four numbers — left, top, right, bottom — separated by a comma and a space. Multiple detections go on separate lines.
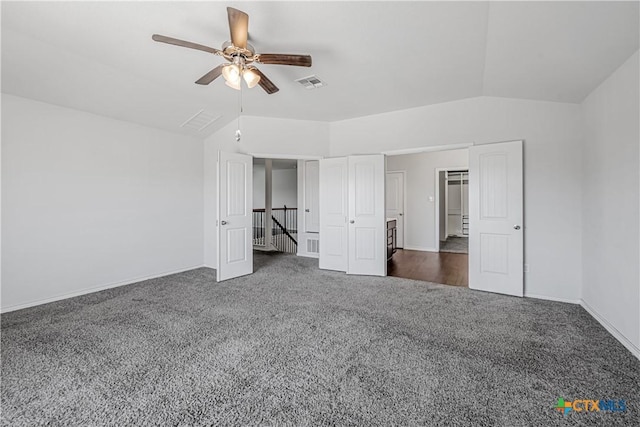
217, 151, 253, 282
304, 160, 320, 233
469, 141, 523, 296
385, 171, 404, 248
348, 155, 386, 276
319, 157, 348, 272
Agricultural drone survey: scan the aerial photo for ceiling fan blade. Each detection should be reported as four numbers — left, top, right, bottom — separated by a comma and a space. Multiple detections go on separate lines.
152, 34, 221, 55
255, 54, 312, 67
253, 68, 279, 94
227, 7, 249, 49
195, 65, 224, 85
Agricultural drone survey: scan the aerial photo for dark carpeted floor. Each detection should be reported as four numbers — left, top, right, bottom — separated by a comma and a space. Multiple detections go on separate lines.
440, 236, 469, 254
2, 252, 639, 426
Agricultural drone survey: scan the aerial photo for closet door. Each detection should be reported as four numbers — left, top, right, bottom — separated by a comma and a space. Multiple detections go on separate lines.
347, 155, 386, 276
319, 158, 348, 272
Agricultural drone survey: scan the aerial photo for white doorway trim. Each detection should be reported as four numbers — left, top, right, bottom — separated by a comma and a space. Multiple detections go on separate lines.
434, 166, 469, 252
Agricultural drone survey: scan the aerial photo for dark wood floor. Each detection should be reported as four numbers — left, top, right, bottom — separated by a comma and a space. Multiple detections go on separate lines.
387, 249, 468, 287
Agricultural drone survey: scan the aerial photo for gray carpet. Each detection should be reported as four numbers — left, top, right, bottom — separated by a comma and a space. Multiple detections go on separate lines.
440, 236, 469, 254
2, 252, 639, 426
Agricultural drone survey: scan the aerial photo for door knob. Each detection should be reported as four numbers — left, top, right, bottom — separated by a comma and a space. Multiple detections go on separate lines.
349, 220, 355, 224
305, 209, 310, 212
221, 220, 228, 225
399, 213, 403, 216
514, 225, 521, 230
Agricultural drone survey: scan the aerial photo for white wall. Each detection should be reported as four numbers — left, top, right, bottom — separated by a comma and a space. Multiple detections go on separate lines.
1, 94, 204, 311
581, 51, 639, 355
272, 169, 297, 209
387, 149, 468, 251
203, 116, 329, 267
331, 96, 584, 302
297, 160, 320, 259
252, 164, 297, 210
253, 164, 266, 209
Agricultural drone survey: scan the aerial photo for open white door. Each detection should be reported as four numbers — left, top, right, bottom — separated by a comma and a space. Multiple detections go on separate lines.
217, 151, 253, 282
347, 155, 386, 276
469, 141, 523, 296
319, 157, 348, 272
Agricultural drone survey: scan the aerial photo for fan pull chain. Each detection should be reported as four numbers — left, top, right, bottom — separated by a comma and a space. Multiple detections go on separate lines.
235, 79, 242, 142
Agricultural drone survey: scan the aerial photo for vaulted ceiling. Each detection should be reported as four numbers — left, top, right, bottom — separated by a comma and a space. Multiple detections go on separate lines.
2, 1, 638, 137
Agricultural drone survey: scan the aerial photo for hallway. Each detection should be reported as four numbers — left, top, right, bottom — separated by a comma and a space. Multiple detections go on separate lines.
387, 249, 468, 287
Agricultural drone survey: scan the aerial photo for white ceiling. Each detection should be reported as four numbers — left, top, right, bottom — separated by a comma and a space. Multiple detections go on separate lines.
2, 1, 638, 137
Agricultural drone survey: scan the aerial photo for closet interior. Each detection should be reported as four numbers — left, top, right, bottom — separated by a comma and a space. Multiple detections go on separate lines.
446, 170, 469, 237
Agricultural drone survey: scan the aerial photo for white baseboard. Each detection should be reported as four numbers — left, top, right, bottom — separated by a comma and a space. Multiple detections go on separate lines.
402, 246, 438, 252
580, 299, 640, 361
0, 264, 205, 314
523, 293, 639, 360
524, 293, 581, 305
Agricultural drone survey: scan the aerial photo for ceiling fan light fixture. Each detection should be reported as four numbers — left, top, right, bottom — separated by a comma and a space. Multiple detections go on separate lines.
242, 68, 261, 88
222, 63, 241, 84
225, 79, 241, 90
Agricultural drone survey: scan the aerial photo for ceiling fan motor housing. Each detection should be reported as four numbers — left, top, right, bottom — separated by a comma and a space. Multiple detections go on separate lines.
221, 41, 256, 63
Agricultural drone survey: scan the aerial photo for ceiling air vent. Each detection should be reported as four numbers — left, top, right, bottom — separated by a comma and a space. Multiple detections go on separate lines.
295, 75, 326, 89
180, 109, 221, 132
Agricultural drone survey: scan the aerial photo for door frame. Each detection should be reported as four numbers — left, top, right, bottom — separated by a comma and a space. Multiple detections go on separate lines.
385, 170, 407, 249
434, 166, 469, 252
250, 154, 322, 256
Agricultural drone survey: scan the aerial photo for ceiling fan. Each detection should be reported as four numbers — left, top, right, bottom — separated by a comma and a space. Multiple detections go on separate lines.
152, 7, 312, 94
